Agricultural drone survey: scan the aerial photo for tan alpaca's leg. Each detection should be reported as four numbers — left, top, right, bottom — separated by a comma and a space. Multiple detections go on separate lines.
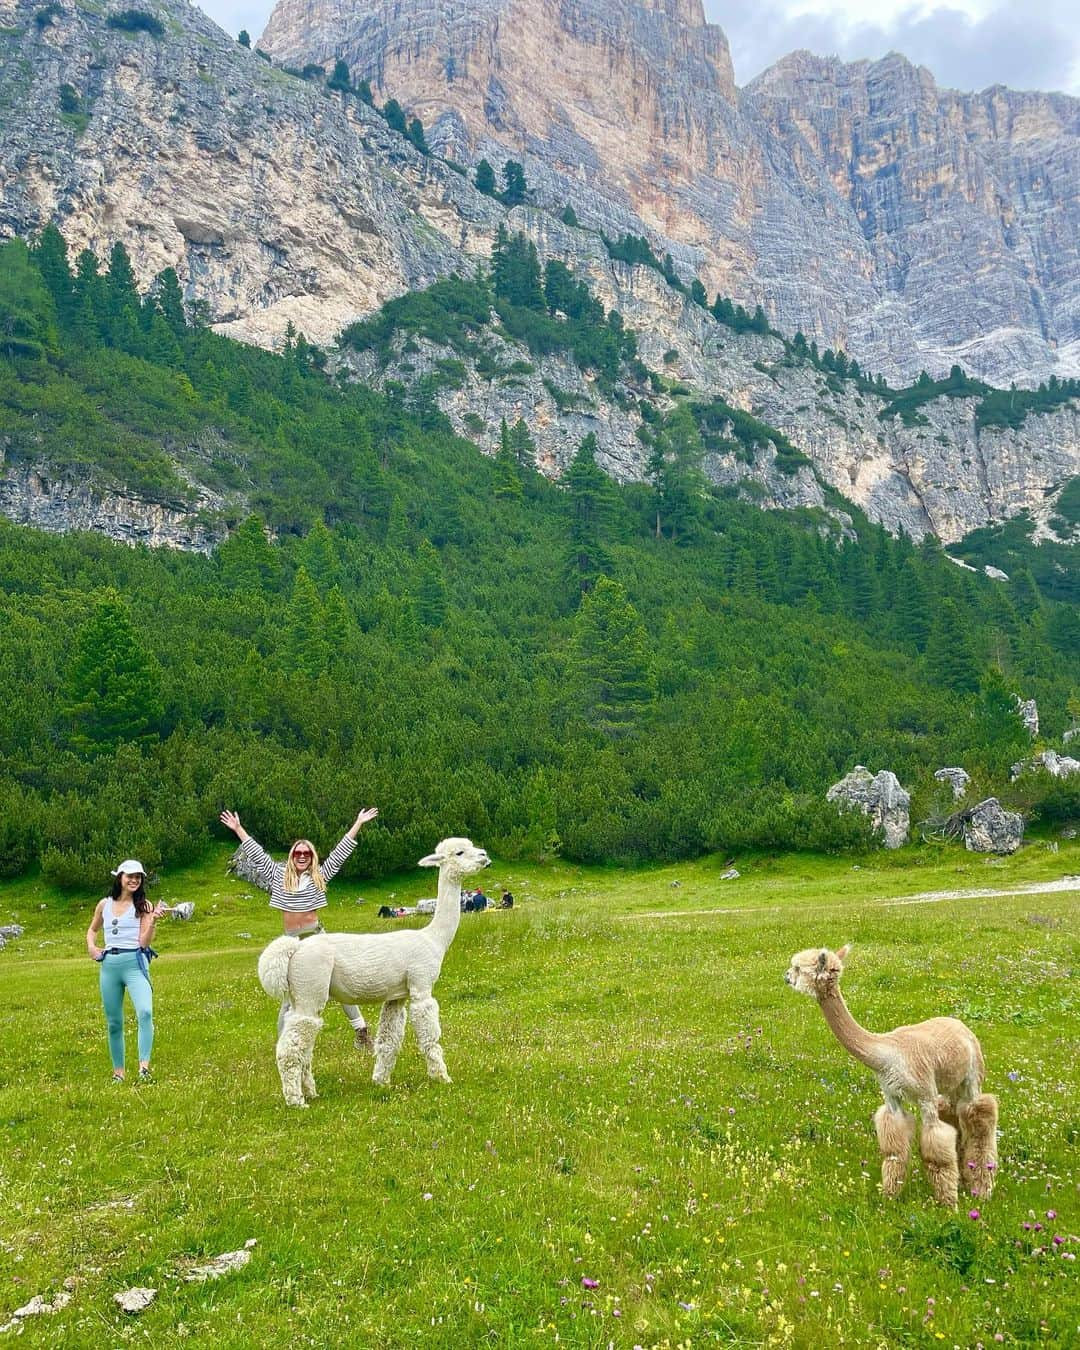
411, 995, 451, 1083
874, 1104, 915, 1198
276, 1013, 323, 1108
959, 1094, 999, 1198
373, 1000, 407, 1086
936, 1096, 960, 1131
920, 1118, 960, 1207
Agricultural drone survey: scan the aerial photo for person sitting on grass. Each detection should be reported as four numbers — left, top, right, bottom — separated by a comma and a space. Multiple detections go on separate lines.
86, 860, 166, 1084
219, 807, 378, 1050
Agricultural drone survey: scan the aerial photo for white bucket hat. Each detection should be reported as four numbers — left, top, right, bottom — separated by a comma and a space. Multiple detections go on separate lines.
111, 859, 146, 876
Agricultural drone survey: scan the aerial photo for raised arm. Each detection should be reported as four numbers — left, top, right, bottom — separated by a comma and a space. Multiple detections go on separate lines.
86, 898, 106, 961
322, 807, 379, 883
220, 809, 281, 893
140, 905, 164, 948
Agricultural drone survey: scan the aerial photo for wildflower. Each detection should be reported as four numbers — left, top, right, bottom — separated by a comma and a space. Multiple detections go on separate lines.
1007, 1071, 1020, 1081
1046, 1210, 1057, 1219
1052, 1236, 1064, 1246
581, 1278, 599, 1290
422, 1192, 433, 1201
969, 1209, 981, 1221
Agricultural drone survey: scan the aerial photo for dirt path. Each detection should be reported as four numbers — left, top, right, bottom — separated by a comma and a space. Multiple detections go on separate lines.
636, 876, 1080, 920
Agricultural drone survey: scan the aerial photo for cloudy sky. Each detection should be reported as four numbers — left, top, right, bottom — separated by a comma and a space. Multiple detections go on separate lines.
199, 0, 1080, 97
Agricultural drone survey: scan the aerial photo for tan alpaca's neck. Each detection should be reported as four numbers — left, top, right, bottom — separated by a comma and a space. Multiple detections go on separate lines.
427, 868, 463, 952
817, 984, 891, 1072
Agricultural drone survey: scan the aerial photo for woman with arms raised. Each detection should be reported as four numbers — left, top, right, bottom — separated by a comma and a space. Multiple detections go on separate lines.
220, 808, 378, 1049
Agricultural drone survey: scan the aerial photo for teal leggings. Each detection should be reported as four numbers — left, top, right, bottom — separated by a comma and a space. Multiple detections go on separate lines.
99, 951, 154, 1069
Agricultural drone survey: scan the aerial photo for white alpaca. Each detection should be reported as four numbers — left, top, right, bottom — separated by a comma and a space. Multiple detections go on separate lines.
258, 837, 489, 1107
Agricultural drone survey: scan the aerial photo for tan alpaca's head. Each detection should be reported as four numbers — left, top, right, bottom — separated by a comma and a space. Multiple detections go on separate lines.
418, 838, 491, 877
785, 944, 852, 996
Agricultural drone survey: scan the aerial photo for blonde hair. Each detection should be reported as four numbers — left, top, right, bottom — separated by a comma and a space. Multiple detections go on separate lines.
284, 839, 326, 894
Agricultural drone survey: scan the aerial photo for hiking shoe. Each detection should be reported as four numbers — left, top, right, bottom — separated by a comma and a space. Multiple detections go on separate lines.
110, 1073, 125, 1085
137, 1068, 155, 1084
353, 1026, 374, 1054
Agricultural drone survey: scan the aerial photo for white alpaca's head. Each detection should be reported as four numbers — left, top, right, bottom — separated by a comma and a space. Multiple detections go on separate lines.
784, 944, 851, 996
418, 838, 490, 878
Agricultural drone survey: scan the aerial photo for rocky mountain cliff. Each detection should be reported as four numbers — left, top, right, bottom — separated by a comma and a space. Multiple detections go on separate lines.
0, 0, 1078, 551
260, 0, 1080, 388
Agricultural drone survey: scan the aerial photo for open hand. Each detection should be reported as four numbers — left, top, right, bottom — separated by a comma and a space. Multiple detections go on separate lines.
220, 809, 242, 835
353, 807, 379, 830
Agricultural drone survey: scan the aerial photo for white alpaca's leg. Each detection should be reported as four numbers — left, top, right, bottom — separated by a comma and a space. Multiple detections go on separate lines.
276, 1012, 323, 1108
373, 1000, 407, 1086
874, 1104, 915, 1198
411, 994, 451, 1083
959, 1094, 999, 1198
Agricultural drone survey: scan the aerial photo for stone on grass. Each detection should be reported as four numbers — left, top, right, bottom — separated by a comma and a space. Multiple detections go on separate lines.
827, 766, 910, 848
963, 798, 1024, 854
181, 1239, 257, 1282
115, 1286, 157, 1314
720, 867, 740, 880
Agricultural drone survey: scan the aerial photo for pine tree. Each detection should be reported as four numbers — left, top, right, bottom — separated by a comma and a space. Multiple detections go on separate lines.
62, 591, 165, 753
217, 515, 281, 593
414, 540, 448, 627
383, 98, 407, 134
406, 117, 429, 154
924, 598, 981, 694
327, 59, 351, 92
152, 267, 186, 334
280, 569, 329, 677
509, 418, 535, 471
563, 433, 614, 594
474, 158, 496, 195
492, 230, 545, 310
571, 577, 654, 737
494, 420, 524, 500
31, 224, 73, 319
298, 521, 339, 592
501, 160, 529, 206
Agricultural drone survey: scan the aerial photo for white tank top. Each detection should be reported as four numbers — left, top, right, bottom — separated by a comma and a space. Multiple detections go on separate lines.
103, 898, 141, 949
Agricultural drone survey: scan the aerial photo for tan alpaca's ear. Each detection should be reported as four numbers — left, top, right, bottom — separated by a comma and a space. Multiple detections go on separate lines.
836, 943, 852, 961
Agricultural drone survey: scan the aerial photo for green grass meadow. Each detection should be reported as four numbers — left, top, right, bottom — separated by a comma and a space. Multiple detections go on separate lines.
1, 843, 1077, 1347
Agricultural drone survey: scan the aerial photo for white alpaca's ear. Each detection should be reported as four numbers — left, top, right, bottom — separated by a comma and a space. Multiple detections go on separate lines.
418, 853, 441, 867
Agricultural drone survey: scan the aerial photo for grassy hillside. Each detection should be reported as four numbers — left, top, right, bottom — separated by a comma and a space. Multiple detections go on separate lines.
1, 231, 1078, 887
1, 846, 1077, 1345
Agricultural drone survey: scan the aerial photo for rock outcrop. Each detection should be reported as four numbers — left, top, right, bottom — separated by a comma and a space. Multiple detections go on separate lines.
0, 460, 229, 553
2, 0, 1078, 548
1015, 697, 1039, 738
260, 0, 1080, 388
962, 798, 1024, 854
935, 767, 971, 801
826, 765, 910, 849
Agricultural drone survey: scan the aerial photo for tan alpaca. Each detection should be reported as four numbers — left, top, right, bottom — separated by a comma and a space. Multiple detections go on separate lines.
785, 944, 998, 1206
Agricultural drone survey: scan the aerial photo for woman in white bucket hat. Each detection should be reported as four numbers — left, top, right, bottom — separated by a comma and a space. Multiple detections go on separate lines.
86, 860, 166, 1083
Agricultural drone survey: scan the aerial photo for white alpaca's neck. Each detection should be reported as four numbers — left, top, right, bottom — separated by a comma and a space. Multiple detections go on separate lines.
426, 866, 463, 954
817, 982, 892, 1073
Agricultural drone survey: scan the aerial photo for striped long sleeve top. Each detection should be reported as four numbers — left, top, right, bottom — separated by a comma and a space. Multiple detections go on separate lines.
238, 833, 356, 913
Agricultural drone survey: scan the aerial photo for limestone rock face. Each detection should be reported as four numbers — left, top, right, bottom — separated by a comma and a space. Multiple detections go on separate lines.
260, 0, 1080, 388
2, 0, 1078, 549
962, 798, 1024, 854
0, 0, 497, 349
935, 767, 971, 801
1015, 697, 1039, 738
826, 765, 910, 849
0, 460, 229, 553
